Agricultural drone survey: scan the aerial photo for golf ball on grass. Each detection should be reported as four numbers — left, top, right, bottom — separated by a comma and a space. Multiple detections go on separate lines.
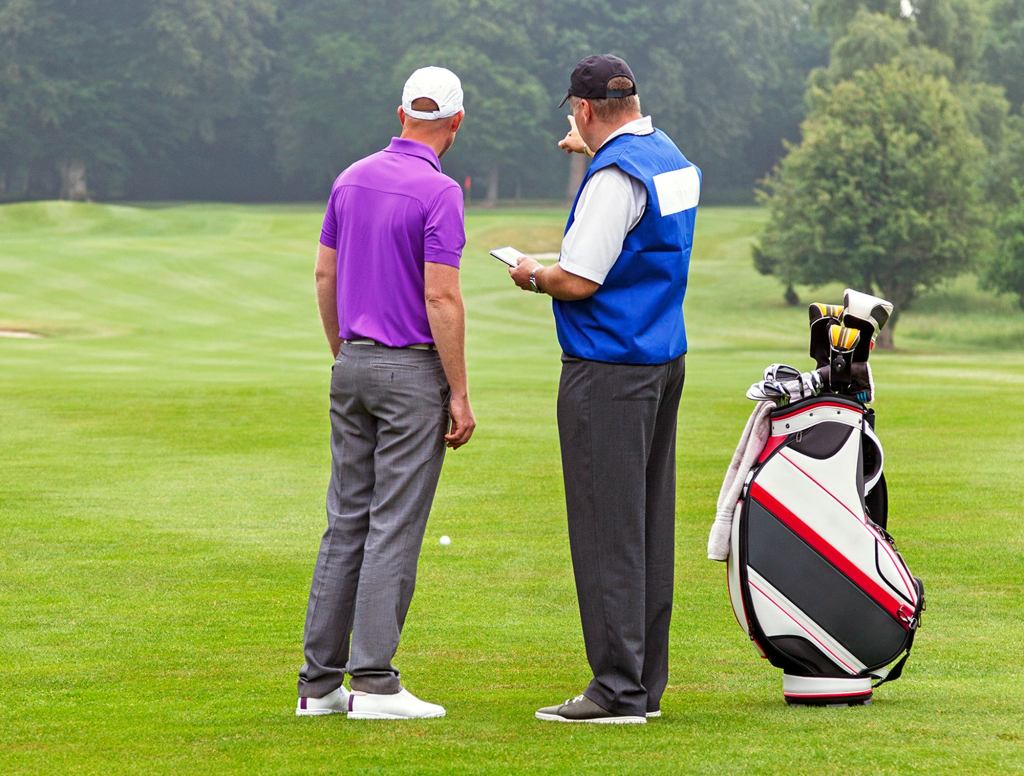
439, 535, 451, 546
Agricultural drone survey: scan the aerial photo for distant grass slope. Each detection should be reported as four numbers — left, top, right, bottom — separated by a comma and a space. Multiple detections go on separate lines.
1, 202, 1022, 774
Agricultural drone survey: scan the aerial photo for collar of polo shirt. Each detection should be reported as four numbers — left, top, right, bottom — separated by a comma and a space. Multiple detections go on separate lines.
384, 137, 442, 172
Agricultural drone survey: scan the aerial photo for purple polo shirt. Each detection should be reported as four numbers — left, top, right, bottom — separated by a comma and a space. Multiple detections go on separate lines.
319, 137, 465, 347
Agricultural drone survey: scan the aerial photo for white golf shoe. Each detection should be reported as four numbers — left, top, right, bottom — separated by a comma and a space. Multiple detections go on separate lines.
347, 688, 446, 720
296, 685, 349, 716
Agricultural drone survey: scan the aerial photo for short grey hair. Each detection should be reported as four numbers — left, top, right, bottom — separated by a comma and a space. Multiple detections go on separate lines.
571, 77, 641, 121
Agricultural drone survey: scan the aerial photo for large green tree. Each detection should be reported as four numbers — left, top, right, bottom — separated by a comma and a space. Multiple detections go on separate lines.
754, 63, 985, 346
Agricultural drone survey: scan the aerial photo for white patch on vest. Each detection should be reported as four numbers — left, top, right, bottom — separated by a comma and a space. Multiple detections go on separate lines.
653, 166, 700, 216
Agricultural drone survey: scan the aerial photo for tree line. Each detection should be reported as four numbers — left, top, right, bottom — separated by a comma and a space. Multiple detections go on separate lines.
3, 1, 1021, 327
753, 0, 1024, 343
0, 0, 829, 204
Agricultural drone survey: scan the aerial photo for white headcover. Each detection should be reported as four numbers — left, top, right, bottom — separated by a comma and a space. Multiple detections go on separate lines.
402, 67, 464, 120
843, 288, 894, 335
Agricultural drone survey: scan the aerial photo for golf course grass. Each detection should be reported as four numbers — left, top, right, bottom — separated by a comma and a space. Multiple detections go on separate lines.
1, 201, 1022, 774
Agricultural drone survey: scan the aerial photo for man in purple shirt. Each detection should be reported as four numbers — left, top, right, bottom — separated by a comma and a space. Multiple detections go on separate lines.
295, 67, 474, 720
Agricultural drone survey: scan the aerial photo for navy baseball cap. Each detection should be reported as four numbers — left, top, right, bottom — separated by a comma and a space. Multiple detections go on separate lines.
559, 54, 638, 107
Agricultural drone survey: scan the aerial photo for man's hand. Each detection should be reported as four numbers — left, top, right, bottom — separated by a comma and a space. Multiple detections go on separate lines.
424, 263, 476, 449
558, 116, 592, 157
445, 394, 476, 449
509, 256, 542, 291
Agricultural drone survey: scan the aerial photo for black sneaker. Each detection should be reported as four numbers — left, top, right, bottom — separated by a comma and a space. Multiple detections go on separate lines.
535, 694, 646, 725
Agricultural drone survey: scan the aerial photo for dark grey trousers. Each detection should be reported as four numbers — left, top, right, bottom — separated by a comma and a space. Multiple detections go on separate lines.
557, 353, 685, 717
298, 343, 449, 697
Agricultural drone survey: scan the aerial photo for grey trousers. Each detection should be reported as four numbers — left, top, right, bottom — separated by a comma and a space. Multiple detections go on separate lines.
298, 343, 449, 697
557, 353, 685, 717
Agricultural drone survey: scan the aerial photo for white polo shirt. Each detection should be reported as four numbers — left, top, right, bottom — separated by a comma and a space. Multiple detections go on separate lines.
558, 116, 654, 285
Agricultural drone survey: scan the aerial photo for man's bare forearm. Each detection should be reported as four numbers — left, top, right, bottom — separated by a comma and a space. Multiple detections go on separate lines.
316, 278, 341, 357
426, 297, 468, 397
513, 263, 598, 301
315, 244, 341, 357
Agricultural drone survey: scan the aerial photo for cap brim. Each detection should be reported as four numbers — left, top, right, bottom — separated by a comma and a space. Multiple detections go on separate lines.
557, 92, 571, 108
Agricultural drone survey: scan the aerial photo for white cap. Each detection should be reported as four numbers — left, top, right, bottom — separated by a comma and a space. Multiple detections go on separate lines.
402, 67, 464, 120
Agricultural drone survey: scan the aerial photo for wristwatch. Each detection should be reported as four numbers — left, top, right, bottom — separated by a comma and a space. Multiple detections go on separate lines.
529, 268, 543, 294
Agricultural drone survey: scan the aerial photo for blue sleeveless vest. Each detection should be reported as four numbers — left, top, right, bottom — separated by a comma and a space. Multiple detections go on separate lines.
553, 129, 700, 364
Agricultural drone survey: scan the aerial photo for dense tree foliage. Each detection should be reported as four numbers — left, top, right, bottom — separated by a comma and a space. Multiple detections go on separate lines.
2, 0, 1022, 304
0, 0, 274, 200
980, 0, 1024, 110
0, 0, 826, 202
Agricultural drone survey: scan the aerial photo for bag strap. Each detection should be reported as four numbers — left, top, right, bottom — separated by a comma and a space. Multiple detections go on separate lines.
871, 648, 911, 688
870, 594, 921, 688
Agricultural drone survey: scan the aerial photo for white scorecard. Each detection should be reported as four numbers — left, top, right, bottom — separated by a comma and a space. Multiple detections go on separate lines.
489, 246, 523, 268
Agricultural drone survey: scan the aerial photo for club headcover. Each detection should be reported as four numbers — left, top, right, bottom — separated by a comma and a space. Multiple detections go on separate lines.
828, 324, 860, 392
808, 303, 845, 368
842, 289, 894, 361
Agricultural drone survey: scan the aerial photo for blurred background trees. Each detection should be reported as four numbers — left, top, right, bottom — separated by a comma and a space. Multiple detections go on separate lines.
0, 0, 827, 203
0, 0, 275, 201
2, 0, 1021, 317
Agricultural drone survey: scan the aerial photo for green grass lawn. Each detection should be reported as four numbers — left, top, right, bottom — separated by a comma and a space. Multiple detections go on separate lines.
1, 201, 1022, 774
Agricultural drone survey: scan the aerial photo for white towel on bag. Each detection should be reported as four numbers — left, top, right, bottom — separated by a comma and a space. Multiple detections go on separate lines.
707, 401, 773, 561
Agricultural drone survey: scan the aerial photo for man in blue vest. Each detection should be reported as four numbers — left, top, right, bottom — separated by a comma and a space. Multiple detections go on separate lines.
509, 54, 700, 724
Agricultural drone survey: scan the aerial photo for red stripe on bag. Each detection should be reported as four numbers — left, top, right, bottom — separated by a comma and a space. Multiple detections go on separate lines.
777, 452, 917, 600
758, 435, 787, 463
750, 483, 910, 629
784, 690, 872, 699
772, 402, 864, 422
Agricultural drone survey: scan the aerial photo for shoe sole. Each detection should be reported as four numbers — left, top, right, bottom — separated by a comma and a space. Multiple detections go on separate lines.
647, 710, 662, 718
295, 708, 345, 716
535, 712, 646, 724
348, 711, 446, 720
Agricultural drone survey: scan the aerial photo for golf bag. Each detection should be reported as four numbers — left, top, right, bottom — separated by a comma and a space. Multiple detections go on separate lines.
724, 290, 924, 705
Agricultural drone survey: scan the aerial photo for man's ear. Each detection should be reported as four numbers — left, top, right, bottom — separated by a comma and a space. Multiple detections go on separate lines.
397, 106, 406, 126
578, 99, 592, 125
450, 111, 464, 133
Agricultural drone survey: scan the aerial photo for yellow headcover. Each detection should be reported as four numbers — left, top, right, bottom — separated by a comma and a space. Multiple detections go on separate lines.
829, 324, 860, 351
812, 303, 844, 319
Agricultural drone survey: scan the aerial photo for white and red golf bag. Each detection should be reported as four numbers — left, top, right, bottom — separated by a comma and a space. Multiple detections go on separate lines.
725, 290, 924, 705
